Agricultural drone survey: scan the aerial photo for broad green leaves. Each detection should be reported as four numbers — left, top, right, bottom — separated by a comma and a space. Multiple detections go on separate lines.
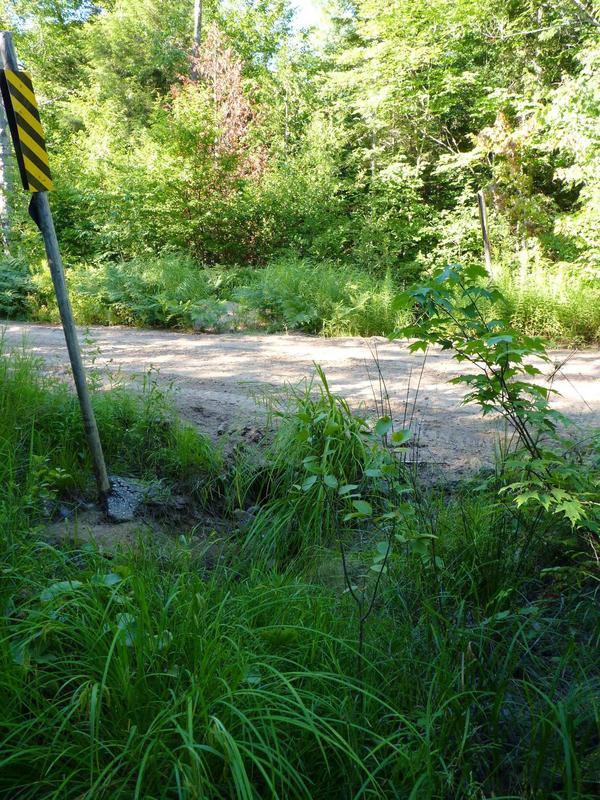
395, 263, 599, 534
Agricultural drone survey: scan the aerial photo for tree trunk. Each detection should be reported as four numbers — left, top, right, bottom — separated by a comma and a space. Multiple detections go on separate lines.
284, 90, 289, 155
191, 0, 203, 80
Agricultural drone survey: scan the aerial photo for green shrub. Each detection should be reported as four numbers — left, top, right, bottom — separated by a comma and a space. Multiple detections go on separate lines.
28, 255, 256, 329
0, 257, 34, 319
236, 257, 409, 336
30, 255, 410, 336
238, 367, 401, 563
500, 262, 600, 344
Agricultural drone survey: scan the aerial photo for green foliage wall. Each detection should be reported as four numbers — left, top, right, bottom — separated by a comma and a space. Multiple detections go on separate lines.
1, 0, 599, 338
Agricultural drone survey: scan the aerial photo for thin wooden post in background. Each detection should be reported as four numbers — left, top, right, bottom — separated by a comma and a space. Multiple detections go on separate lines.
0, 30, 110, 499
477, 189, 493, 276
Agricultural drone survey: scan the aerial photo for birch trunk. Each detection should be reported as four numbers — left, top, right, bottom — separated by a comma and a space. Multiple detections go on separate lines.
191, 0, 203, 80
0, 98, 11, 255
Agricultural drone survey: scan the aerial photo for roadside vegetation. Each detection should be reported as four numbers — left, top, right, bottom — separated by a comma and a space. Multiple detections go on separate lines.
0, 1, 599, 796
1, 1, 600, 344
1, 265, 599, 798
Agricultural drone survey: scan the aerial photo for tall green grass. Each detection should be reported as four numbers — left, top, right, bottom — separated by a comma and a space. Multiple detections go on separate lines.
235, 367, 401, 564
0, 337, 221, 515
5, 250, 600, 343
1, 510, 598, 798
5, 254, 410, 337
499, 262, 600, 345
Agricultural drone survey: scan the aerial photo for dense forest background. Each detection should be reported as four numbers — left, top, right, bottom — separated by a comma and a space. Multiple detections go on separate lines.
1, 0, 599, 340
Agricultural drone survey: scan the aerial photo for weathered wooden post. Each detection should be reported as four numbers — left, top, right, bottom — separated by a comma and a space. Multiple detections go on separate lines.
477, 189, 493, 276
0, 31, 111, 500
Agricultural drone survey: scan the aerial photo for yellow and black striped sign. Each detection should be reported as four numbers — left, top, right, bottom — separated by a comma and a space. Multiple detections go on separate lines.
0, 69, 53, 192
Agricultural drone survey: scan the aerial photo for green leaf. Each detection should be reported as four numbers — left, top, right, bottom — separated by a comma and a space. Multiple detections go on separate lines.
523, 364, 542, 376
375, 416, 393, 436
40, 580, 84, 602
115, 613, 137, 647
244, 667, 261, 686
391, 429, 412, 445
352, 500, 372, 516
392, 292, 413, 311
554, 497, 584, 526
434, 265, 460, 285
323, 474, 338, 489
91, 572, 122, 587
155, 630, 173, 650
338, 484, 358, 496
485, 335, 513, 346
463, 264, 488, 281
301, 475, 318, 492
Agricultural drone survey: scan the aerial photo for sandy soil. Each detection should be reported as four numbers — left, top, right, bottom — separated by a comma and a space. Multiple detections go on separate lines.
4, 321, 600, 476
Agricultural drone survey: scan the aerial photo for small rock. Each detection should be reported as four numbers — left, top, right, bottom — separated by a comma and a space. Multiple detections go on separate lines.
58, 504, 75, 520
105, 476, 146, 523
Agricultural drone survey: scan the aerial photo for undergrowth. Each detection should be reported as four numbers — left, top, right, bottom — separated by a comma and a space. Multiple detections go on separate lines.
0, 337, 221, 518
3, 251, 600, 344
236, 257, 409, 336
499, 262, 600, 345
5, 254, 410, 337
234, 365, 400, 563
1, 265, 600, 798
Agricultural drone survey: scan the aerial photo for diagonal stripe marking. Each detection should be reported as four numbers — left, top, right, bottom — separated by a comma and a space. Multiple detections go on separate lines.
10, 95, 44, 138
16, 70, 35, 94
6, 70, 39, 109
26, 172, 48, 192
14, 112, 47, 151
17, 126, 50, 167
22, 153, 53, 191
20, 142, 52, 180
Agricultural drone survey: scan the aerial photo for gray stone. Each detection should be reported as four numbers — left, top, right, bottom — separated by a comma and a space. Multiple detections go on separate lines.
105, 476, 147, 523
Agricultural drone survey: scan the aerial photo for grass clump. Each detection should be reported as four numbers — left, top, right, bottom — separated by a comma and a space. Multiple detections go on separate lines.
236, 366, 399, 563
0, 337, 221, 518
0, 549, 385, 800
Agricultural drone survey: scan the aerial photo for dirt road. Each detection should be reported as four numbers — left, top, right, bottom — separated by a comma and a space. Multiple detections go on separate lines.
3, 321, 600, 475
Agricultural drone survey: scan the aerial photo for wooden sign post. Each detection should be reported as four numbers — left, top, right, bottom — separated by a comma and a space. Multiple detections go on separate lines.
477, 189, 493, 277
0, 31, 110, 500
